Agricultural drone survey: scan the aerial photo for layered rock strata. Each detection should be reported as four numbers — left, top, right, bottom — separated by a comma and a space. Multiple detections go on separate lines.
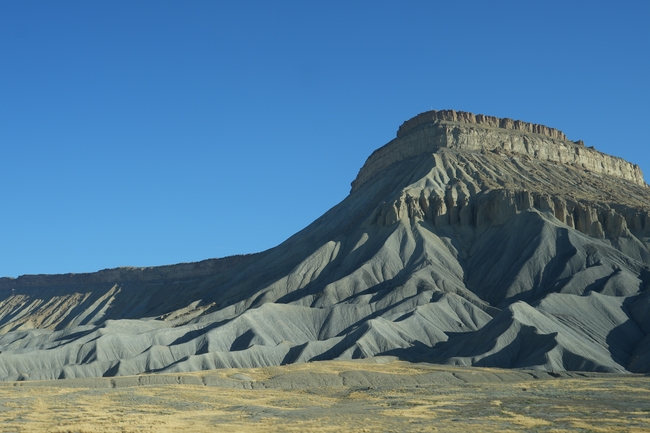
352, 110, 645, 191
397, 109, 568, 140
369, 149, 650, 242
374, 187, 650, 241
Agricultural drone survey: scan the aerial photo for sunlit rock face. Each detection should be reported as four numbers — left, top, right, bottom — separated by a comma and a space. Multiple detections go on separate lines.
352, 109, 645, 191
0, 110, 649, 381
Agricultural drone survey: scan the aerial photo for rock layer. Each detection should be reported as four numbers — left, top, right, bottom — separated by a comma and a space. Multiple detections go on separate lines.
397, 109, 568, 140
351, 110, 645, 191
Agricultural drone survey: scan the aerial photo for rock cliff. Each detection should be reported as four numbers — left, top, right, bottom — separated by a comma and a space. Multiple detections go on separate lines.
369, 149, 650, 243
352, 109, 646, 191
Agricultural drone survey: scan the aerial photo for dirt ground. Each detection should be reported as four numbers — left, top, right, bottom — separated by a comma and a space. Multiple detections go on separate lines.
0, 359, 648, 432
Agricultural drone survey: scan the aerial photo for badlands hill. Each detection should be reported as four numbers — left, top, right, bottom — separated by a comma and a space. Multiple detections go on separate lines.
1, 110, 649, 381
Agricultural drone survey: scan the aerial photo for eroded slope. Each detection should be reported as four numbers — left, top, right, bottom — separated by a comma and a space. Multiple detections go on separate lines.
1, 111, 649, 380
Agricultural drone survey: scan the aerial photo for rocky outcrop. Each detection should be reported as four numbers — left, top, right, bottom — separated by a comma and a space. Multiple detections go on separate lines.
397, 109, 567, 140
372, 188, 650, 241
366, 148, 650, 242
351, 110, 646, 191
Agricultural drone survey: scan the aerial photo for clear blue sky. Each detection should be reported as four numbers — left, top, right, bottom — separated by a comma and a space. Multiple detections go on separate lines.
1, 1, 648, 277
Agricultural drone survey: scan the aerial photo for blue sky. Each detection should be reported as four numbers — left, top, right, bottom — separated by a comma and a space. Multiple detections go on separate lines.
1, 1, 648, 277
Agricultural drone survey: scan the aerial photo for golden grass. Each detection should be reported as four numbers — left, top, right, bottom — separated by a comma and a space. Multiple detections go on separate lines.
0, 360, 648, 432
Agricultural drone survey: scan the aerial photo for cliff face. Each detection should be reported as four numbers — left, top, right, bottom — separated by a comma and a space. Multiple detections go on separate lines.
396, 109, 568, 140
370, 151, 650, 242
352, 110, 646, 191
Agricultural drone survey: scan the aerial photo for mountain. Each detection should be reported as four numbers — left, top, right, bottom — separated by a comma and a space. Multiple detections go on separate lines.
1, 109, 649, 381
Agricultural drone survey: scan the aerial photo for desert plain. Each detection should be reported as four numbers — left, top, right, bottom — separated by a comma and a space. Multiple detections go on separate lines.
0, 358, 648, 433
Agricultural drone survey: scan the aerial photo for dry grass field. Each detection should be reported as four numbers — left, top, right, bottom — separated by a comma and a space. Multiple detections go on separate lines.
0, 359, 649, 432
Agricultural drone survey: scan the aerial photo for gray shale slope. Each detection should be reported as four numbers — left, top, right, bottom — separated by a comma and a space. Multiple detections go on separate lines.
1, 109, 649, 381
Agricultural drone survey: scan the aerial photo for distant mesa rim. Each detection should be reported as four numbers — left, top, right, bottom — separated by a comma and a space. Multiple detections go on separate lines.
397, 109, 571, 142
351, 109, 646, 191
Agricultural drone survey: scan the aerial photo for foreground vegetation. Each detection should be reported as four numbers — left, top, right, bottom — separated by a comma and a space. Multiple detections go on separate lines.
0, 359, 648, 432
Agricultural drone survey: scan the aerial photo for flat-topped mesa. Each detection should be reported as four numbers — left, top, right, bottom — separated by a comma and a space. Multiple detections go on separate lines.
351, 109, 646, 192
0, 254, 253, 289
396, 109, 567, 141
